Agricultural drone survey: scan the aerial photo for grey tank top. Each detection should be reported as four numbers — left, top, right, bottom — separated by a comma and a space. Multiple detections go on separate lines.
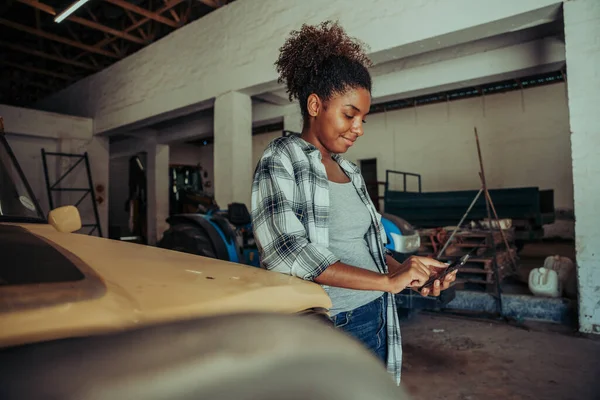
322, 181, 385, 316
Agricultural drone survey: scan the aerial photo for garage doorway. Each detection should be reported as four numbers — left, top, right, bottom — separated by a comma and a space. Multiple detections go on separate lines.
359, 158, 380, 211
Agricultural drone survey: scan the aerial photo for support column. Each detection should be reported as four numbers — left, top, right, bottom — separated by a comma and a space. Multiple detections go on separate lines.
214, 91, 252, 208
283, 105, 303, 134
147, 143, 170, 246
564, 0, 600, 334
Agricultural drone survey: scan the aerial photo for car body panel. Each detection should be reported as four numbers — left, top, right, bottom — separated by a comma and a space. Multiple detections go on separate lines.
0, 223, 332, 348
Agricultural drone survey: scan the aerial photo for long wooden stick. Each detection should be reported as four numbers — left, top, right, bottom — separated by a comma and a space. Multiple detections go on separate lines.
483, 185, 518, 272
437, 188, 483, 258
474, 127, 504, 315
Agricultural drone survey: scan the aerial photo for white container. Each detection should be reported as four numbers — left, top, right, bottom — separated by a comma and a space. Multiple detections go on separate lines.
528, 267, 561, 298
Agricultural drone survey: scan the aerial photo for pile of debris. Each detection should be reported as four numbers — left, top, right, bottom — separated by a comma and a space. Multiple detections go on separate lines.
417, 225, 518, 292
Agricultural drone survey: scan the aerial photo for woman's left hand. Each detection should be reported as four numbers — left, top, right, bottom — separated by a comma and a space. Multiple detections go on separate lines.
385, 255, 457, 297
415, 266, 457, 297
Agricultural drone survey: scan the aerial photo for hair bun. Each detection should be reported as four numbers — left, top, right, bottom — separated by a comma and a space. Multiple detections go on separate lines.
275, 21, 371, 103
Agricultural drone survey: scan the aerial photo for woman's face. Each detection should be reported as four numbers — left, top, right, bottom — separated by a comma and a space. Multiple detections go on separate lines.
307, 87, 371, 154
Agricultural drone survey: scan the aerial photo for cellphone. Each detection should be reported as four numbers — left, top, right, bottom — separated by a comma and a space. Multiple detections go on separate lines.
417, 254, 470, 291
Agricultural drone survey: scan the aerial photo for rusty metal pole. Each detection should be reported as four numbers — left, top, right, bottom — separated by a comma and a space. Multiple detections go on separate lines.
484, 189, 519, 273
474, 127, 504, 316
436, 188, 483, 259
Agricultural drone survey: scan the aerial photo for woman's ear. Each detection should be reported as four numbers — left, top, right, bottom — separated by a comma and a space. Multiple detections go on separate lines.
306, 93, 321, 118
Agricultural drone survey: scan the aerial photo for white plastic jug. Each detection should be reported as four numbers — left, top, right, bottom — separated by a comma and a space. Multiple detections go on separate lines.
528, 267, 561, 298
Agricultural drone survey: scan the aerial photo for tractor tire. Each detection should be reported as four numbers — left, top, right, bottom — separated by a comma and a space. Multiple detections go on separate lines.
158, 223, 217, 259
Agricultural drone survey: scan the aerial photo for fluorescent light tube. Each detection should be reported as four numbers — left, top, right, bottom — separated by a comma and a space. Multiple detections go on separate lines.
54, 0, 91, 23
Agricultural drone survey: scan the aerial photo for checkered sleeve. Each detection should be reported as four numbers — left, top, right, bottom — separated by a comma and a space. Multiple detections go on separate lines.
251, 152, 339, 281
376, 211, 388, 246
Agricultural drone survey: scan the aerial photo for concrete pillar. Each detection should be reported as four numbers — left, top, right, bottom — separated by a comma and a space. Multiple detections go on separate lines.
564, 0, 600, 334
283, 105, 303, 134
214, 91, 252, 208
146, 144, 170, 246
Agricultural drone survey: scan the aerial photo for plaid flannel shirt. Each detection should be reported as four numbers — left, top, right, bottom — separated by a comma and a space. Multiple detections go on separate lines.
251, 134, 403, 385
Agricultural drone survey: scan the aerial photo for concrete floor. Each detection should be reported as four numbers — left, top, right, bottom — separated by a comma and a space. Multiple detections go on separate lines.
400, 313, 600, 400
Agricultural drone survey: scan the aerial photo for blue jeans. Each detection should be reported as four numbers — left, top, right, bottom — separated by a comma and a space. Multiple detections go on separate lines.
332, 295, 388, 364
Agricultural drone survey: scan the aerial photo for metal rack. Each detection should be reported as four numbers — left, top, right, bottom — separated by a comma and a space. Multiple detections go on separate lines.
41, 149, 102, 237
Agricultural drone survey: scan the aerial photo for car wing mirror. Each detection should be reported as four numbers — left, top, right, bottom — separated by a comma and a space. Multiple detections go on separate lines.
48, 206, 82, 233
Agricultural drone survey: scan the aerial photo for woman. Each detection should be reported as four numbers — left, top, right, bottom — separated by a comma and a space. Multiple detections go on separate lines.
251, 21, 456, 385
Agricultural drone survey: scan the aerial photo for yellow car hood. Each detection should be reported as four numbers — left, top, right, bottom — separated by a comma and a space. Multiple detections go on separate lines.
0, 223, 331, 348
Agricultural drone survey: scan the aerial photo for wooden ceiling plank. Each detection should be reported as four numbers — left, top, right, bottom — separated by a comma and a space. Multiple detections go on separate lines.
0, 17, 120, 58
168, 8, 180, 22
196, 0, 219, 8
0, 40, 98, 71
164, 0, 180, 22
182, 3, 192, 24
125, 9, 148, 40
1, 60, 74, 80
95, 0, 184, 49
17, 0, 54, 14
85, 6, 150, 48
17, 0, 148, 45
104, 0, 179, 28
110, 42, 122, 56
85, 5, 121, 56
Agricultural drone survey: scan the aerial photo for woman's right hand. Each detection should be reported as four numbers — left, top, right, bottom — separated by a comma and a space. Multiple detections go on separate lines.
385, 256, 446, 294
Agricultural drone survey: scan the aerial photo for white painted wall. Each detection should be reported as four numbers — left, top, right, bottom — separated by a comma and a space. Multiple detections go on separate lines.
214, 92, 253, 208
343, 83, 573, 236
147, 144, 170, 245
0, 104, 91, 140
564, 0, 600, 334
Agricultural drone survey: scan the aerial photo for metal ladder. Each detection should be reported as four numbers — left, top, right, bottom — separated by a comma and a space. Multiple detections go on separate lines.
41, 149, 103, 237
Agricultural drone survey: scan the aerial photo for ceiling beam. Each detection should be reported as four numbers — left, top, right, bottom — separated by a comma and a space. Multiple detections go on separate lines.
125, 9, 148, 40
182, 2, 192, 24
0, 40, 98, 71
0, 18, 120, 58
1, 60, 74, 80
196, 0, 221, 7
17, 0, 148, 45
164, 0, 180, 23
95, 0, 185, 49
81, 7, 124, 56
104, 0, 179, 28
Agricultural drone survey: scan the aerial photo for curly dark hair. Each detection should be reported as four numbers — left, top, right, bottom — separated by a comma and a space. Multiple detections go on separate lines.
275, 21, 373, 120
